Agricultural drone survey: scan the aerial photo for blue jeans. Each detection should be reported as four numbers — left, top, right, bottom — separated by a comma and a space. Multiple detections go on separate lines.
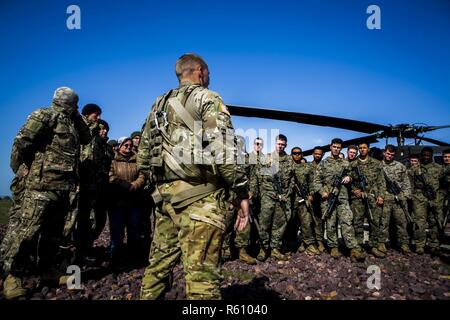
108, 205, 141, 261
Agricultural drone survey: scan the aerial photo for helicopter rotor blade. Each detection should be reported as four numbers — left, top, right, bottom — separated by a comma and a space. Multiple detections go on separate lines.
418, 136, 450, 146
227, 105, 388, 134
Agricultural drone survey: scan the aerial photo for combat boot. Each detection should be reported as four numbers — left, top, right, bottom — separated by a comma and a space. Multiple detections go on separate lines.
350, 247, 366, 262
3, 274, 28, 300
400, 244, 411, 255
297, 243, 306, 253
415, 246, 425, 255
377, 243, 387, 254
222, 248, 232, 261
238, 248, 257, 265
330, 247, 342, 259
257, 248, 268, 262
305, 244, 320, 256
271, 249, 288, 261
370, 247, 386, 258
317, 242, 326, 253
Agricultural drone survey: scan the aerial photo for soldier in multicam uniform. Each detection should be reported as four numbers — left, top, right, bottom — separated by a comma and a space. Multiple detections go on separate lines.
138, 53, 249, 300
313, 138, 365, 261
310, 146, 326, 253
441, 149, 450, 232
254, 134, 294, 262
291, 147, 320, 255
381, 144, 412, 254
408, 147, 444, 255
1, 87, 91, 299
349, 143, 386, 258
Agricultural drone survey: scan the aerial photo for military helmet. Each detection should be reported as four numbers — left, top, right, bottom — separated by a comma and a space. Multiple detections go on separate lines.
52, 87, 79, 107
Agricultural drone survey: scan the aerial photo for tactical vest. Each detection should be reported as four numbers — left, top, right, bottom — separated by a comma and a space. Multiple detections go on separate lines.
146, 85, 220, 208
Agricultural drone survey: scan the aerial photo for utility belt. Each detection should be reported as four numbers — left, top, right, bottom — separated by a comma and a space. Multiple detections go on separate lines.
152, 180, 219, 209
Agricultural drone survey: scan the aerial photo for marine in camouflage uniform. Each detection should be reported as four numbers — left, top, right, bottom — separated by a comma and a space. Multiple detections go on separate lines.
349, 143, 386, 258
441, 149, 450, 232
1, 87, 91, 299
312, 139, 365, 261
254, 135, 294, 261
310, 147, 326, 253
291, 149, 319, 255
381, 145, 412, 254
72, 104, 111, 260
138, 54, 249, 300
408, 148, 444, 255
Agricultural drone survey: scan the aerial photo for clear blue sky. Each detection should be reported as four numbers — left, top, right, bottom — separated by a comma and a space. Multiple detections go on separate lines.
1, 0, 449, 195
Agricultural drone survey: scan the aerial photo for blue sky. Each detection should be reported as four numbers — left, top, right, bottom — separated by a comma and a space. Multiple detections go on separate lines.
1, 0, 449, 195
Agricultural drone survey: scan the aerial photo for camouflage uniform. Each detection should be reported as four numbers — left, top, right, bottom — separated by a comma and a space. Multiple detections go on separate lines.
1, 87, 91, 277
349, 157, 386, 247
313, 157, 358, 249
381, 160, 412, 247
291, 162, 315, 247
441, 164, 450, 227
310, 161, 325, 246
255, 151, 294, 253
408, 163, 444, 250
73, 117, 111, 256
138, 81, 248, 300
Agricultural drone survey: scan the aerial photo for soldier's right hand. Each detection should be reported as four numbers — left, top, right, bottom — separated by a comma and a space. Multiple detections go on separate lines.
234, 199, 249, 231
321, 192, 329, 199
353, 189, 362, 198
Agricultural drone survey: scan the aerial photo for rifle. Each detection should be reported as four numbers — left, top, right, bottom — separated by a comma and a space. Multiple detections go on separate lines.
415, 169, 443, 231
273, 173, 289, 222
383, 170, 418, 230
322, 168, 349, 220
354, 165, 374, 223
292, 173, 314, 219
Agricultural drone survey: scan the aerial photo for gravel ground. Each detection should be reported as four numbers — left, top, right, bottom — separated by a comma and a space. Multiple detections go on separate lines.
0, 224, 449, 300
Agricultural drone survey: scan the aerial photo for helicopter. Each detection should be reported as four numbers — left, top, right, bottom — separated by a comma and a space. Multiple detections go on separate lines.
227, 105, 450, 164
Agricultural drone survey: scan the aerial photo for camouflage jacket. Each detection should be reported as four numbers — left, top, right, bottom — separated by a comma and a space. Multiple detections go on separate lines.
293, 161, 314, 194
312, 156, 351, 201
409, 162, 444, 200
441, 164, 450, 196
382, 160, 412, 199
138, 82, 248, 199
350, 156, 386, 200
10, 104, 91, 191
79, 117, 110, 191
247, 151, 263, 198
252, 151, 294, 201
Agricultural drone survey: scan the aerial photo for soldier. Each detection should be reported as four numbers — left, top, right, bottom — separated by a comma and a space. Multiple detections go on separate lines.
313, 138, 365, 261
255, 134, 294, 261
381, 145, 412, 254
310, 146, 326, 253
291, 147, 319, 255
130, 131, 141, 154
1, 87, 91, 299
409, 147, 444, 255
346, 145, 358, 162
349, 142, 386, 258
138, 53, 249, 300
73, 104, 110, 263
441, 149, 450, 231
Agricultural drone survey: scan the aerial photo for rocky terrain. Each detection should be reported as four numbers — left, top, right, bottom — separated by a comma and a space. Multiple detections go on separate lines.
0, 224, 449, 300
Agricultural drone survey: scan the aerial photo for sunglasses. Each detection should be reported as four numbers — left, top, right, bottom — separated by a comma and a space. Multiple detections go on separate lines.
255, 142, 263, 146
292, 152, 303, 156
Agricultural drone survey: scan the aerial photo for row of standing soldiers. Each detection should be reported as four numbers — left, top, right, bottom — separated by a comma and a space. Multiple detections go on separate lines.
223, 137, 450, 264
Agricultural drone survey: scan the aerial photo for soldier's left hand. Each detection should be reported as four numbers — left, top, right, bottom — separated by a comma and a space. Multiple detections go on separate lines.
376, 196, 384, 206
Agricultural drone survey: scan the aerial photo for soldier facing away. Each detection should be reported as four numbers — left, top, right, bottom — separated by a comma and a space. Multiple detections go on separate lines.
1, 87, 91, 299
138, 53, 249, 300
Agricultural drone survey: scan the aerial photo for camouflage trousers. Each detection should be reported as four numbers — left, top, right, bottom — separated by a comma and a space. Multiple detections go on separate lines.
223, 218, 251, 250
293, 202, 315, 246
1, 189, 70, 276
411, 195, 442, 249
350, 197, 383, 247
140, 182, 226, 300
259, 194, 291, 251
321, 199, 358, 249
380, 197, 409, 246
312, 195, 325, 243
